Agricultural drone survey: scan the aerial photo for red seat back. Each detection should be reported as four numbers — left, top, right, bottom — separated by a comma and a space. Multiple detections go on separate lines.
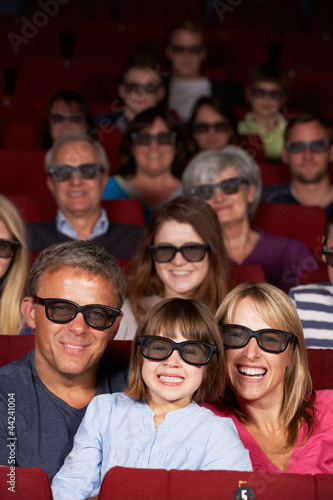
0, 467, 52, 500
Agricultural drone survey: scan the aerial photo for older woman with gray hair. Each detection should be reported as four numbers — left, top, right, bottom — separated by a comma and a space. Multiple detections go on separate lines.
183, 145, 317, 293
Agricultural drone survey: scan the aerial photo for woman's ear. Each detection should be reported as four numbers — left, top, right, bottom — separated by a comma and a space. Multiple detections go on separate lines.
246, 183, 256, 204
21, 297, 36, 329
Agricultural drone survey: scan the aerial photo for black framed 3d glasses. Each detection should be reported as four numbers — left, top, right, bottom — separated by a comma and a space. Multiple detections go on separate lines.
124, 82, 161, 94
32, 296, 121, 329
149, 243, 210, 263
170, 44, 203, 54
0, 239, 20, 258
285, 139, 330, 154
220, 324, 295, 353
131, 131, 177, 146
50, 113, 84, 124
322, 249, 333, 267
48, 163, 104, 182
192, 121, 231, 134
137, 336, 218, 366
191, 177, 249, 201
250, 87, 285, 100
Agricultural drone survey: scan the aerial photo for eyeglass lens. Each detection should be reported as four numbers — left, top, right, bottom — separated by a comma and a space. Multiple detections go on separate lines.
220, 325, 293, 353
0, 239, 20, 258
138, 336, 215, 365
48, 163, 103, 182
149, 244, 209, 263
191, 177, 245, 201
131, 132, 176, 146
285, 139, 330, 154
193, 121, 230, 134
33, 296, 120, 329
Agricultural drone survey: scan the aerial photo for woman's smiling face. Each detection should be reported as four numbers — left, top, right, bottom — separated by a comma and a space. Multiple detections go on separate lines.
225, 297, 292, 407
153, 220, 209, 299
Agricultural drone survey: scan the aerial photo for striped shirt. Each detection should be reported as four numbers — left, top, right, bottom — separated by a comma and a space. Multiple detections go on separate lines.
288, 283, 333, 348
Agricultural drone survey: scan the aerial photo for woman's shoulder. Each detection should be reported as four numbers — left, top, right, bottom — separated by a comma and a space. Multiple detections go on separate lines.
102, 175, 132, 199
314, 390, 333, 410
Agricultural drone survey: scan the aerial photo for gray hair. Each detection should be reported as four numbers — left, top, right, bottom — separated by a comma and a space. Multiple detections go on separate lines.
44, 131, 110, 174
28, 241, 126, 308
182, 145, 262, 218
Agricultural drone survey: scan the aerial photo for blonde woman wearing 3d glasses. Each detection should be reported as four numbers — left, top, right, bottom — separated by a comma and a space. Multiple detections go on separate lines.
204, 282, 333, 474
183, 145, 318, 293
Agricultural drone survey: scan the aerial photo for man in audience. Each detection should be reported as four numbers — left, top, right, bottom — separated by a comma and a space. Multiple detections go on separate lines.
26, 131, 145, 255
0, 240, 127, 480
262, 111, 333, 213
95, 54, 165, 132
289, 208, 333, 348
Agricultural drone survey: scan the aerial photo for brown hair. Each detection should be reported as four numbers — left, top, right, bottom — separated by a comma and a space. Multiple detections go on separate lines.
249, 61, 289, 91
167, 20, 205, 46
284, 110, 333, 143
216, 282, 316, 447
125, 297, 224, 402
127, 196, 230, 322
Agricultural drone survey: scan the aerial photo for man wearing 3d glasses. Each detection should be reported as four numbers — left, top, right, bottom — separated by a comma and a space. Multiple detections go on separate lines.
0, 241, 127, 481
262, 110, 333, 214
26, 130, 145, 256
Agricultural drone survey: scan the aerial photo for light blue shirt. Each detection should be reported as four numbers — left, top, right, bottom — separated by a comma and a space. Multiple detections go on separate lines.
56, 208, 109, 240
52, 393, 252, 499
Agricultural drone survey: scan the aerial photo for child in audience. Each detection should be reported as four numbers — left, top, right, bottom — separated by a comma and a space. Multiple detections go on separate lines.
238, 61, 289, 162
52, 297, 252, 499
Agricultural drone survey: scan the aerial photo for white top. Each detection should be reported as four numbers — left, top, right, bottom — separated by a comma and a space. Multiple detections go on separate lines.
168, 77, 212, 122
115, 296, 162, 340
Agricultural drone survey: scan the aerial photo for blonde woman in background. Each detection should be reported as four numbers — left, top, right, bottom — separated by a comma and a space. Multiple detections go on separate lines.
0, 195, 29, 335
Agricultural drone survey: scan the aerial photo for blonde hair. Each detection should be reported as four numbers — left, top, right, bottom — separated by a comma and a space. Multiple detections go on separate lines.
0, 195, 29, 335
216, 282, 316, 447
125, 297, 225, 403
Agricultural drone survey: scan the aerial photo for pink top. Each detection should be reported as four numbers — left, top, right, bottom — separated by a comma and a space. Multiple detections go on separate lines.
204, 390, 333, 474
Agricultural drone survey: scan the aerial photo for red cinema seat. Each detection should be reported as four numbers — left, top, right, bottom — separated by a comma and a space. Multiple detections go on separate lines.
0, 467, 52, 500
101, 199, 145, 226
3, 120, 41, 149
238, 134, 267, 163
253, 203, 326, 257
230, 263, 267, 288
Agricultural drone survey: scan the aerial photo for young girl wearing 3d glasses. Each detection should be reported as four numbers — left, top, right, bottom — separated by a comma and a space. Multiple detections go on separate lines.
52, 297, 252, 499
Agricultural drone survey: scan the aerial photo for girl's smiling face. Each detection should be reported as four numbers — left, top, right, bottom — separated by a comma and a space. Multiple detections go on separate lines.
142, 329, 204, 414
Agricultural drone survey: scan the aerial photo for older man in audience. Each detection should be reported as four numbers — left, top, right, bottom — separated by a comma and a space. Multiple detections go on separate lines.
262, 111, 333, 214
26, 131, 145, 256
289, 208, 333, 348
0, 241, 127, 480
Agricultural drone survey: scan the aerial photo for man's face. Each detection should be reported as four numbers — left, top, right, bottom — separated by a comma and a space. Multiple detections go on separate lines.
166, 29, 206, 80
282, 120, 333, 184
46, 140, 108, 219
21, 267, 122, 383
119, 67, 165, 119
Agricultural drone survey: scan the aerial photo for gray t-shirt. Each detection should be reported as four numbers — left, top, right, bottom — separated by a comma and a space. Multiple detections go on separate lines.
0, 351, 127, 481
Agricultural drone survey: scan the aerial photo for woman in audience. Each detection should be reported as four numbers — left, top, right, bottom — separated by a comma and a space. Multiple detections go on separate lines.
187, 96, 238, 156
52, 297, 252, 499
0, 195, 29, 335
182, 145, 318, 293
115, 196, 230, 340
41, 90, 92, 149
102, 106, 185, 224
205, 282, 333, 474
